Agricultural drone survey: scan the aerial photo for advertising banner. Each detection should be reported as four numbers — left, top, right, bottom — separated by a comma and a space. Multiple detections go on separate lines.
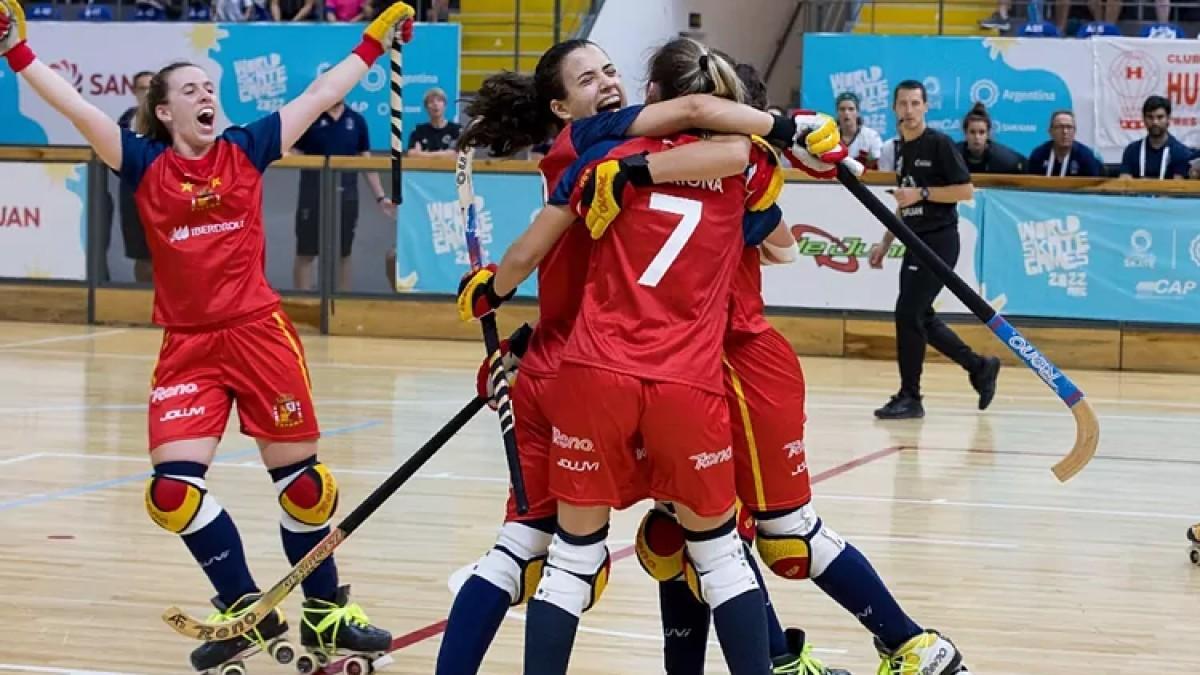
0, 162, 88, 280
1, 22, 459, 151
979, 188, 1200, 323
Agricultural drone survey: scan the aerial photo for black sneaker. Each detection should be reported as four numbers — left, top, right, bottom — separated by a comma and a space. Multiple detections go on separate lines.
874, 393, 924, 420
969, 356, 1000, 410
978, 11, 1010, 30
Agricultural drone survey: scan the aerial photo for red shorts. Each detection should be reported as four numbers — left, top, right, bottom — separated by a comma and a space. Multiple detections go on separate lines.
547, 364, 734, 518
507, 370, 647, 523
148, 309, 320, 449
723, 328, 811, 513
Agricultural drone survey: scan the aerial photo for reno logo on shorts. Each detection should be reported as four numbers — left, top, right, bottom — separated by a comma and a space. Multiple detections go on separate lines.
160, 406, 206, 422
690, 446, 733, 471
151, 382, 199, 403
552, 427, 594, 452
273, 394, 304, 428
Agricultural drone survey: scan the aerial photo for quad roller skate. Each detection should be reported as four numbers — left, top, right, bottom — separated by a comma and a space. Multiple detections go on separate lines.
875, 630, 970, 675
1188, 523, 1200, 566
190, 594, 295, 675
295, 585, 392, 675
772, 628, 853, 675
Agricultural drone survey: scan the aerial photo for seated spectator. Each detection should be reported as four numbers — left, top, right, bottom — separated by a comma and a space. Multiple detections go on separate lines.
835, 92, 882, 169
1120, 95, 1193, 179
1027, 110, 1104, 177
407, 87, 462, 158
956, 102, 1026, 174
215, 0, 267, 20
326, 0, 371, 21
271, 0, 315, 21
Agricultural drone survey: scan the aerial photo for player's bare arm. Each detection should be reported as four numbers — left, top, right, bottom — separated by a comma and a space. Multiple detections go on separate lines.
492, 205, 576, 297
1, 0, 122, 169
278, 2, 414, 150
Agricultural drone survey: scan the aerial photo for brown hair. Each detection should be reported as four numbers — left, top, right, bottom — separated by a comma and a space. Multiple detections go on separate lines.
962, 101, 991, 133
647, 38, 744, 104
459, 39, 598, 156
135, 61, 197, 143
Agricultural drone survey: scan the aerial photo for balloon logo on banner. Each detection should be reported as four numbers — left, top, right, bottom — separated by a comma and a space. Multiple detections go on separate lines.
1109, 51, 1160, 127
1189, 233, 1200, 268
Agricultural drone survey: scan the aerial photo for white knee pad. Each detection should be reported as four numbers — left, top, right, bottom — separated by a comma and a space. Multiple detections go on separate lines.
472, 521, 554, 605
684, 526, 760, 609
755, 503, 846, 579
532, 532, 611, 617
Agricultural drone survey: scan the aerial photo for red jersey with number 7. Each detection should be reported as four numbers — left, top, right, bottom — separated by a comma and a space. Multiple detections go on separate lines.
561, 134, 778, 395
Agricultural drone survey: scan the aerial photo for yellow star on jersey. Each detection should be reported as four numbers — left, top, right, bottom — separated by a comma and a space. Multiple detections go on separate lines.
210, 177, 222, 188
181, 182, 195, 193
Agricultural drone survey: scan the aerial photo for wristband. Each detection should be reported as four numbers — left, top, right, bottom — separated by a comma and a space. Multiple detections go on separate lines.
351, 36, 385, 66
766, 114, 797, 147
5, 42, 35, 73
620, 152, 653, 186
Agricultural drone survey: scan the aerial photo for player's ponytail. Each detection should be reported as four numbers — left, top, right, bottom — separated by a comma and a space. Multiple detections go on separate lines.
461, 38, 597, 156
647, 38, 745, 105
137, 61, 195, 144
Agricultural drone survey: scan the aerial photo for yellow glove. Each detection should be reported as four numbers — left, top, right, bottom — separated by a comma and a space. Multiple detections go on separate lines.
0, 0, 29, 57
794, 112, 840, 156
365, 1, 415, 47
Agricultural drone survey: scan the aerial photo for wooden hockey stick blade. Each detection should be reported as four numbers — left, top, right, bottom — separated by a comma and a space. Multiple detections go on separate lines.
1052, 398, 1099, 482
162, 395, 486, 640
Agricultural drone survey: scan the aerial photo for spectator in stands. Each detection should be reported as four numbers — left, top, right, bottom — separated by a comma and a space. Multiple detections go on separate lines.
406, 87, 461, 158
326, 0, 371, 21
291, 99, 396, 291
1120, 95, 1193, 179
1027, 110, 1103, 177
878, 134, 900, 171
835, 92, 882, 169
956, 102, 1026, 174
271, 0, 315, 21
116, 70, 153, 284
215, 0, 268, 21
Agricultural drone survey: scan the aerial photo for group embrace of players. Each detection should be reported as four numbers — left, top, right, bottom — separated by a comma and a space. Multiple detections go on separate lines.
0, 0, 982, 668
448, 38, 974, 675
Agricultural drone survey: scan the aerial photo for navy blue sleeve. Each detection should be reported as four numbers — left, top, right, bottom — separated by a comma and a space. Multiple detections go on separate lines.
1119, 142, 1137, 176
1026, 145, 1046, 175
742, 204, 783, 246
568, 104, 646, 155
548, 138, 626, 206
224, 112, 282, 173
1170, 140, 1193, 177
119, 127, 166, 191
1079, 147, 1103, 176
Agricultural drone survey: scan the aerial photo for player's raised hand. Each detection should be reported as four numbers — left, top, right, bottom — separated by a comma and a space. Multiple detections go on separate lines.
475, 323, 532, 409
793, 112, 840, 157
457, 264, 515, 322
364, 1, 415, 48
0, 0, 29, 58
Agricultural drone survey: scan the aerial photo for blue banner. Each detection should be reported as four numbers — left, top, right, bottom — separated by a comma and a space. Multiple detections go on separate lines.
1, 22, 459, 151
978, 189, 1200, 324
394, 170, 542, 296
800, 34, 1074, 156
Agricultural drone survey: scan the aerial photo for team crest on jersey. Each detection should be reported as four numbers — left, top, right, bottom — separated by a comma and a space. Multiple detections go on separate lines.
272, 394, 304, 428
185, 178, 223, 212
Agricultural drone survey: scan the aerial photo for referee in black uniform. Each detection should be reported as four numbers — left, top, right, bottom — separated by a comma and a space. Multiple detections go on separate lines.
868, 80, 1000, 420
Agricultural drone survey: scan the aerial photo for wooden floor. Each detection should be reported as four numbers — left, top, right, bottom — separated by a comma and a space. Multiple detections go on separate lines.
0, 321, 1197, 675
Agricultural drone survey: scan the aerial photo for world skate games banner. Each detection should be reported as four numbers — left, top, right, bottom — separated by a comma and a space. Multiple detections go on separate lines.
801, 34, 1200, 164
394, 170, 1200, 325
0, 162, 88, 280
0, 22, 459, 150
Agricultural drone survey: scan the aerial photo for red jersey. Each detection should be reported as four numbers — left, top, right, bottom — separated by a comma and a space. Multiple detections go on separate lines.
727, 205, 785, 337
561, 135, 777, 395
517, 105, 644, 379
120, 114, 282, 329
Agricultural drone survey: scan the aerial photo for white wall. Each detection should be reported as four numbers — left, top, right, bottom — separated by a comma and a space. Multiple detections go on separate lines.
588, 0, 800, 106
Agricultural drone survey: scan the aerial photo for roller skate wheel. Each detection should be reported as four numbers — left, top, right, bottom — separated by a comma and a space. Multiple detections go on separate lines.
295, 654, 317, 674
345, 656, 370, 675
270, 639, 295, 665
1190, 548, 1199, 565
218, 662, 246, 675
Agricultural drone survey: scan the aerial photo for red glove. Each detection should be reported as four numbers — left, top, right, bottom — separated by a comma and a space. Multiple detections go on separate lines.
790, 142, 851, 180
476, 323, 533, 409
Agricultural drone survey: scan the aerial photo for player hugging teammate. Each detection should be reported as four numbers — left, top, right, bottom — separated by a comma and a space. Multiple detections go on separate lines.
451, 37, 975, 675
0, 1, 415, 673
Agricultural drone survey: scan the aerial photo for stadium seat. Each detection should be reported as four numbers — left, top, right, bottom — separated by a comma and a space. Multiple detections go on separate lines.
1018, 20, 1060, 36
26, 3, 62, 19
133, 4, 166, 20
1141, 22, 1185, 38
1077, 21, 1122, 37
186, 3, 212, 20
80, 4, 114, 21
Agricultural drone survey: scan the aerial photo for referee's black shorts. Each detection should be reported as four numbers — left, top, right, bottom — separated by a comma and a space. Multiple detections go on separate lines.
295, 189, 359, 258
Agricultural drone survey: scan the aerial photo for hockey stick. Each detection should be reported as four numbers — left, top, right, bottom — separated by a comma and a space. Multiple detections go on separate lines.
835, 163, 1099, 482
162, 396, 487, 640
389, 34, 404, 205
456, 142, 530, 514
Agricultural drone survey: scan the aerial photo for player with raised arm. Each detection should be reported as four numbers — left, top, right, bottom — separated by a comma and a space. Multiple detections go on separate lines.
0, 2, 411, 672
443, 39, 842, 674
